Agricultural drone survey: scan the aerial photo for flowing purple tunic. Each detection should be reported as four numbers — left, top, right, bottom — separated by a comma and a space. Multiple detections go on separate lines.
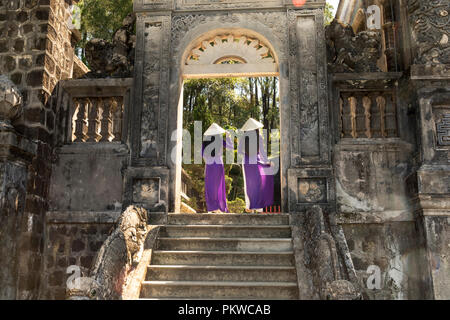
202, 136, 233, 212
238, 131, 274, 210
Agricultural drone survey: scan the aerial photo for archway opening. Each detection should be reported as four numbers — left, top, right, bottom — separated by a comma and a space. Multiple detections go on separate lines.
174, 31, 283, 214
180, 75, 281, 214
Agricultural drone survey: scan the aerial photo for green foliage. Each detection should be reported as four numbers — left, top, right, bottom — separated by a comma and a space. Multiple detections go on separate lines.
228, 198, 246, 214
77, 0, 133, 41
324, 2, 335, 26
183, 196, 199, 212
183, 164, 205, 211
75, 0, 133, 62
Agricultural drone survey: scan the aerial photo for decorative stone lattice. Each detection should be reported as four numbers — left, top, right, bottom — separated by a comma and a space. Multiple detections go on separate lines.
186, 35, 275, 65
339, 91, 398, 139
437, 114, 450, 146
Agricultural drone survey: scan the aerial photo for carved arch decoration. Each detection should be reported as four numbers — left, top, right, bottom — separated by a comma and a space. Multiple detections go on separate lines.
186, 34, 275, 65
180, 28, 281, 79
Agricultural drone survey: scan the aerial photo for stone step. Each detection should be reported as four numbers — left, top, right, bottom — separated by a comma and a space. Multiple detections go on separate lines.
140, 298, 288, 300
146, 265, 297, 282
157, 237, 293, 252
168, 213, 289, 226
140, 280, 299, 299
151, 250, 295, 266
159, 225, 292, 238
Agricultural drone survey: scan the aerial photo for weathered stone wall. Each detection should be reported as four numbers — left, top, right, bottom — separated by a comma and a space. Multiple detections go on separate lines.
0, 0, 78, 299
341, 222, 429, 300
17, 142, 52, 299
40, 212, 118, 299
421, 216, 450, 300
0, 160, 30, 299
49, 144, 129, 212
335, 140, 414, 218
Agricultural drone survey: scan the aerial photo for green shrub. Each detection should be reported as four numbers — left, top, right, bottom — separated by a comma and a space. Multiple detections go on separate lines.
228, 198, 246, 214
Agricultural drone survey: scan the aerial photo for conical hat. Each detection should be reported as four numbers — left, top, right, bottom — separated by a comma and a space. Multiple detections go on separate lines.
240, 118, 264, 132
204, 123, 226, 136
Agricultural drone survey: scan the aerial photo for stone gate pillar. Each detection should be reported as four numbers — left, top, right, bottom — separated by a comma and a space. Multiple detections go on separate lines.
287, 8, 334, 213
408, 0, 450, 300
124, 1, 173, 218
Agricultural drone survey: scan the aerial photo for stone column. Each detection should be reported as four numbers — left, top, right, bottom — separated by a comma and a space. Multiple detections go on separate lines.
125, 1, 173, 218
0, 76, 36, 299
412, 68, 450, 299
287, 8, 334, 213
408, 0, 450, 300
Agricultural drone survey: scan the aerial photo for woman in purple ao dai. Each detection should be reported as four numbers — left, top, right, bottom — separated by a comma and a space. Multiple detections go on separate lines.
238, 118, 274, 213
202, 123, 233, 213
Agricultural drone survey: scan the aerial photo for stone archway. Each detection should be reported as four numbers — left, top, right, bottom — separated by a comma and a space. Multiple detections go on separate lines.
125, 2, 333, 215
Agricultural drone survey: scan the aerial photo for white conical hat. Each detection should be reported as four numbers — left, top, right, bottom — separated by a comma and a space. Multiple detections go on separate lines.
204, 123, 226, 136
240, 118, 264, 132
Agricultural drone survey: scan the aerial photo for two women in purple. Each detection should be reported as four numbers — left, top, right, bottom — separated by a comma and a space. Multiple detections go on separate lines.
202, 119, 274, 213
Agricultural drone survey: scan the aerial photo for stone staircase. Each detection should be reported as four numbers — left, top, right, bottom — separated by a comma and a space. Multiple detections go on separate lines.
140, 213, 299, 300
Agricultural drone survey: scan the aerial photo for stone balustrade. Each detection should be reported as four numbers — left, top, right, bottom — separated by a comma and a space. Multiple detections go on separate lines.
55, 78, 132, 145
72, 96, 124, 143
339, 91, 398, 139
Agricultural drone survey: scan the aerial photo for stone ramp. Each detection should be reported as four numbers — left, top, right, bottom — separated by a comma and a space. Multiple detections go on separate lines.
139, 213, 299, 300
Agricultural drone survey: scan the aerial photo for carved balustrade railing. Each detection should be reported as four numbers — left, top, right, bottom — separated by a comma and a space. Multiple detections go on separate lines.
339, 90, 398, 139
54, 78, 133, 145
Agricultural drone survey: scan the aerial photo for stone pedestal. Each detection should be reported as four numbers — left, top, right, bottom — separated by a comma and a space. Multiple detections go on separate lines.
287, 9, 333, 214
412, 65, 450, 299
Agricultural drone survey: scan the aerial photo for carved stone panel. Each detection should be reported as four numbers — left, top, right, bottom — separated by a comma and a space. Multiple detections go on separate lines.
170, 11, 288, 62
175, 0, 285, 10
288, 168, 334, 212
298, 178, 327, 204
132, 178, 160, 204
135, 0, 324, 11
134, 0, 173, 11
297, 16, 319, 157
132, 15, 171, 166
418, 90, 450, 165
288, 9, 330, 166
435, 109, 450, 146
408, 0, 450, 65
124, 167, 169, 212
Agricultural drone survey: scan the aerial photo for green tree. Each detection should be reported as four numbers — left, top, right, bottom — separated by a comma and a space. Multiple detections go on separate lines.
77, 0, 133, 40
74, 0, 133, 61
324, 2, 335, 26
